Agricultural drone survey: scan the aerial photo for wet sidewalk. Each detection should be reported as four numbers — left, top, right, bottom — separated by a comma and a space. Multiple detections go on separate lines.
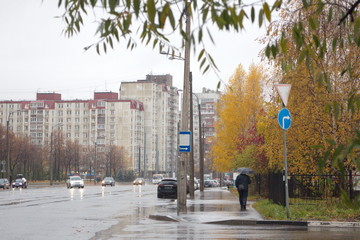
150, 187, 264, 224
150, 187, 360, 228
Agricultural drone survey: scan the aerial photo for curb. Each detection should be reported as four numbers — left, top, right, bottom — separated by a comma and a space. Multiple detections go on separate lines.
205, 219, 307, 226
149, 215, 360, 228
308, 221, 360, 228
149, 214, 181, 222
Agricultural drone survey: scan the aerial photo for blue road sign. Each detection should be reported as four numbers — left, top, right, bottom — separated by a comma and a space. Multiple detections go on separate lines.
179, 131, 191, 152
278, 108, 292, 130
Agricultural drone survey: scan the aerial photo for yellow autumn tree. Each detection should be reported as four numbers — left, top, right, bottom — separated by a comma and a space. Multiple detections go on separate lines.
260, 1, 360, 175
211, 63, 266, 172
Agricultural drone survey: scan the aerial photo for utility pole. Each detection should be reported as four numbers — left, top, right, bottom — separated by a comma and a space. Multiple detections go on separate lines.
200, 122, 205, 191
189, 72, 195, 198
178, 0, 191, 214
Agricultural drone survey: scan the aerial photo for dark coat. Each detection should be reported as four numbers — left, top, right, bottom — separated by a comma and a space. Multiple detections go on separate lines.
235, 174, 251, 190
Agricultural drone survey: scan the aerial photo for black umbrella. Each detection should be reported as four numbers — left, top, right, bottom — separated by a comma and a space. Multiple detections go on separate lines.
236, 167, 254, 175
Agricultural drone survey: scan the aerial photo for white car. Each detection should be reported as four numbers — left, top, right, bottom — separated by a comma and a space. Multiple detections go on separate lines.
66, 176, 84, 189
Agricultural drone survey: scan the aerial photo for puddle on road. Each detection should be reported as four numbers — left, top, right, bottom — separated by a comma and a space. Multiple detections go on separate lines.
91, 192, 241, 240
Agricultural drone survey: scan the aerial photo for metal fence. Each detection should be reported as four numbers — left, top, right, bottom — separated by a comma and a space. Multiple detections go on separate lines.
253, 172, 360, 206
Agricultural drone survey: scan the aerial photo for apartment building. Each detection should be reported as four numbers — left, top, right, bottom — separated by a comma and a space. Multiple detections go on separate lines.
0, 92, 145, 172
191, 88, 220, 173
119, 74, 180, 176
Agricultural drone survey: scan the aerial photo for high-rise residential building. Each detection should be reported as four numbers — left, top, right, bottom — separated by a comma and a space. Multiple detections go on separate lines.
192, 88, 221, 174
119, 74, 180, 176
0, 92, 145, 173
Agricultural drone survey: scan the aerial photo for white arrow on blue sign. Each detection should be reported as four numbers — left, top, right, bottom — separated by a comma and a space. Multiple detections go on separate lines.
278, 108, 292, 130
179, 131, 191, 152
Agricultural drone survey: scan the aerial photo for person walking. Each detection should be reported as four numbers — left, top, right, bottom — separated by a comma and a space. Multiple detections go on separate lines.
235, 173, 251, 211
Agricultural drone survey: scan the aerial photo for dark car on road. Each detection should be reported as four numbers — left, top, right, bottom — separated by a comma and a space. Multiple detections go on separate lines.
0, 178, 10, 189
157, 178, 177, 198
133, 178, 145, 185
12, 178, 27, 188
102, 177, 115, 187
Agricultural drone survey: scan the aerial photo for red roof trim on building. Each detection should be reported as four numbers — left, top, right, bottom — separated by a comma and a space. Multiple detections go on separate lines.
1, 95, 145, 111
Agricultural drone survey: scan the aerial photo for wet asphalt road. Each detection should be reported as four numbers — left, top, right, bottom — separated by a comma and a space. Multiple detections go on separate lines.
0, 183, 359, 239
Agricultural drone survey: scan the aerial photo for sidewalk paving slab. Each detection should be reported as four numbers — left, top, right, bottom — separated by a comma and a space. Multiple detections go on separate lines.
149, 187, 360, 228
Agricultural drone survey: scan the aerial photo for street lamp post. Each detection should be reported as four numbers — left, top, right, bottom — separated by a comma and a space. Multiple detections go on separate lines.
94, 142, 97, 184
6, 117, 11, 183
201, 122, 205, 191
189, 73, 195, 199
192, 93, 204, 192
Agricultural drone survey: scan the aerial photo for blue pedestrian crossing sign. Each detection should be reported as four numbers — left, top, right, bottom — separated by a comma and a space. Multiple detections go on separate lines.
179, 131, 191, 152
278, 108, 292, 130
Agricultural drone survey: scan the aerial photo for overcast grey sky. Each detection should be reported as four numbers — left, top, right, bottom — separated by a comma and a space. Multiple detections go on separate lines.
0, 0, 267, 101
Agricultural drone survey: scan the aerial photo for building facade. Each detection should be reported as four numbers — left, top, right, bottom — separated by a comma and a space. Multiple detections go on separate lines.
191, 88, 220, 175
0, 92, 145, 174
119, 74, 180, 176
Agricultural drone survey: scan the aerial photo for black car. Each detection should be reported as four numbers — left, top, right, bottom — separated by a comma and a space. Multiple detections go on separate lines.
157, 178, 177, 198
102, 177, 115, 187
0, 178, 10, 189
133, 178, 145, 185
12, 178, 27, 188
